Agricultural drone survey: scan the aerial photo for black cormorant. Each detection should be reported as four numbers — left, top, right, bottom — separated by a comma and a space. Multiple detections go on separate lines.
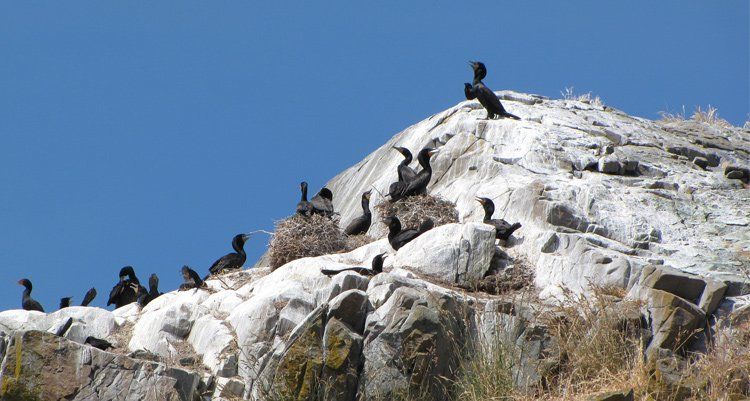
296, 182, 313, 215
344, 190, 372, 235
17, 279, 44, 312
476, 197, 522, 240
59, 297, 72, 309
85, 336, 114, 351
388, 147, 419, 201
138, 274, 162, 307
81, 287, 97, 307
107, 266, 145, 309
384, 216, 434, 250
205, 233, 251, 279
179, 265, 204, 290
402, 147, 439, 197
465, 61, 520, 120
321, 253, 387, 276
310, 187, 335, 217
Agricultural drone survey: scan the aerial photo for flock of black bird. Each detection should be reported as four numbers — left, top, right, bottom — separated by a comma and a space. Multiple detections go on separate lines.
15, 61, 523, 325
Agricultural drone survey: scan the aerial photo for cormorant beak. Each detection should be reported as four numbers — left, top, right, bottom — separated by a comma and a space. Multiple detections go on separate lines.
427, 149, 440, 157
475, 197, 484, 203
119, 275, 127, 281
16, 280, 22, 286
242, 234, 251, 241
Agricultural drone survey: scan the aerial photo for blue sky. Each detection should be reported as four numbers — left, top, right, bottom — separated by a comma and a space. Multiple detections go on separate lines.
1, 2, 747, 311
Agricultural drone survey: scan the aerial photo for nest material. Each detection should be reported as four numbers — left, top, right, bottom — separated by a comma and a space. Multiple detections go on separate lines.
375, 194, 459, 230
345, 234, 377, 251
269, 213, 348, 270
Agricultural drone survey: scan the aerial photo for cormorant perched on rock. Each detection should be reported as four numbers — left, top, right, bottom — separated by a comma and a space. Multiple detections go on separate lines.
17, 279, 44, 312
384, 216, 434, 250
388, 147, 439, 201
402, 148, 439, 197
296, 181, 313, 215
138, 274, 162, 307
81, 287, 97, 307
85, 336, 113, 351
393, 147, 418, 182
179, 265, 204, 290
476, 197, 522, 240
205, 233, 251, 279
310, 187, 335, 217
59, 297, 72, 309
321, 253, 386, 276
388, 147, 419, 201
107, 266, 145, 309
345, 191, 372, 235
465, 61, 520, 120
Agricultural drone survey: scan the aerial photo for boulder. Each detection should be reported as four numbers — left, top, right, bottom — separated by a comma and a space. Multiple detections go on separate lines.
0, 330, 202, 401
392, 222, 496, 285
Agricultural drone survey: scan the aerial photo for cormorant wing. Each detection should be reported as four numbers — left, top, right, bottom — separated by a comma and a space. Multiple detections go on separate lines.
23, 298, 45, 312
464, 83, 477, 100
475, 84, 514, 117
208, 253, 242, 276
310, 195, 334, 216
81, 287, 97, 307
392, 228, 420, 249
388, 181, 408, 201
107, 282, 124, 306
345, 214, 371, 236
399, 165, 418, 183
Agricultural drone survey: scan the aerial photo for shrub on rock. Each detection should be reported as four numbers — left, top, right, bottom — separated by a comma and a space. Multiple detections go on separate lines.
269, 214, 348, 270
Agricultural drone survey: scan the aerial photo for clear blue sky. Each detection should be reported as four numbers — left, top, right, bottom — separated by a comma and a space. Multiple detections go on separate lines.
1, 2, 747, 312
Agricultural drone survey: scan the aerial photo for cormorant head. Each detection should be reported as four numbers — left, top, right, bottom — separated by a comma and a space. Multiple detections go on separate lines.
475, 197, 495, 217
148, 274, 159, 291
300, 181, 308, 191
181, 265, 191, 280
17, 278, 32, 290
417, 147, 439, 164
371, 252, 387, 272
469, 61, 487, 80
383, 216, 401, 232
318, 188, 333, 201
362, 190, 372, 201
119, 266, 136, 281
464, 83, 473, 90
392, 146, 413, 160
232, 233, 251, 251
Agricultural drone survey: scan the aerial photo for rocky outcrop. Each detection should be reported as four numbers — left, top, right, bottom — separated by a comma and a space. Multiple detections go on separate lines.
0, 330, 202, 401
1, 92, 748, 399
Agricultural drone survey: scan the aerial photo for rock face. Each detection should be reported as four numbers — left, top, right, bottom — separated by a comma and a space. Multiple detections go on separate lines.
1, 92, 748, 400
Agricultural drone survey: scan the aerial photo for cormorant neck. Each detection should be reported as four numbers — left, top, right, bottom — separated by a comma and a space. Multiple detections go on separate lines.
301, 186, 308, 202
233, 241, 246, 256
482, 203, 494, 221
22, 288, 31, 299
418, 153, 433, 172
361, 197, 371, 215
388, 221, 401, 236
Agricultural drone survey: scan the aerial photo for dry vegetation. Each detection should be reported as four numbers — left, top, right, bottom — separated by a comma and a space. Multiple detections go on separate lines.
659, 105, 733, 129
451, 286, 750, 401
561, 86, 604, 107
268, 214, 348, 269
375, 194, 459, 231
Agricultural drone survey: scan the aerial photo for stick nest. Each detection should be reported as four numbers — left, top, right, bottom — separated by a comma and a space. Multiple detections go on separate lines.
269, 213, 348, 270
375, 194, 459, 230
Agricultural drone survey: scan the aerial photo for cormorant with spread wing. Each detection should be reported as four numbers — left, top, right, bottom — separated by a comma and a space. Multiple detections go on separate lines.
464, 61, 520, 120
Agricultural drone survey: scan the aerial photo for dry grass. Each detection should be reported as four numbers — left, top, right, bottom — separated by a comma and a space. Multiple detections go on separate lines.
659, 105, 732, 129
375, 194, 458, 231
268, 214, 348, 270
561, 87, 603, 107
